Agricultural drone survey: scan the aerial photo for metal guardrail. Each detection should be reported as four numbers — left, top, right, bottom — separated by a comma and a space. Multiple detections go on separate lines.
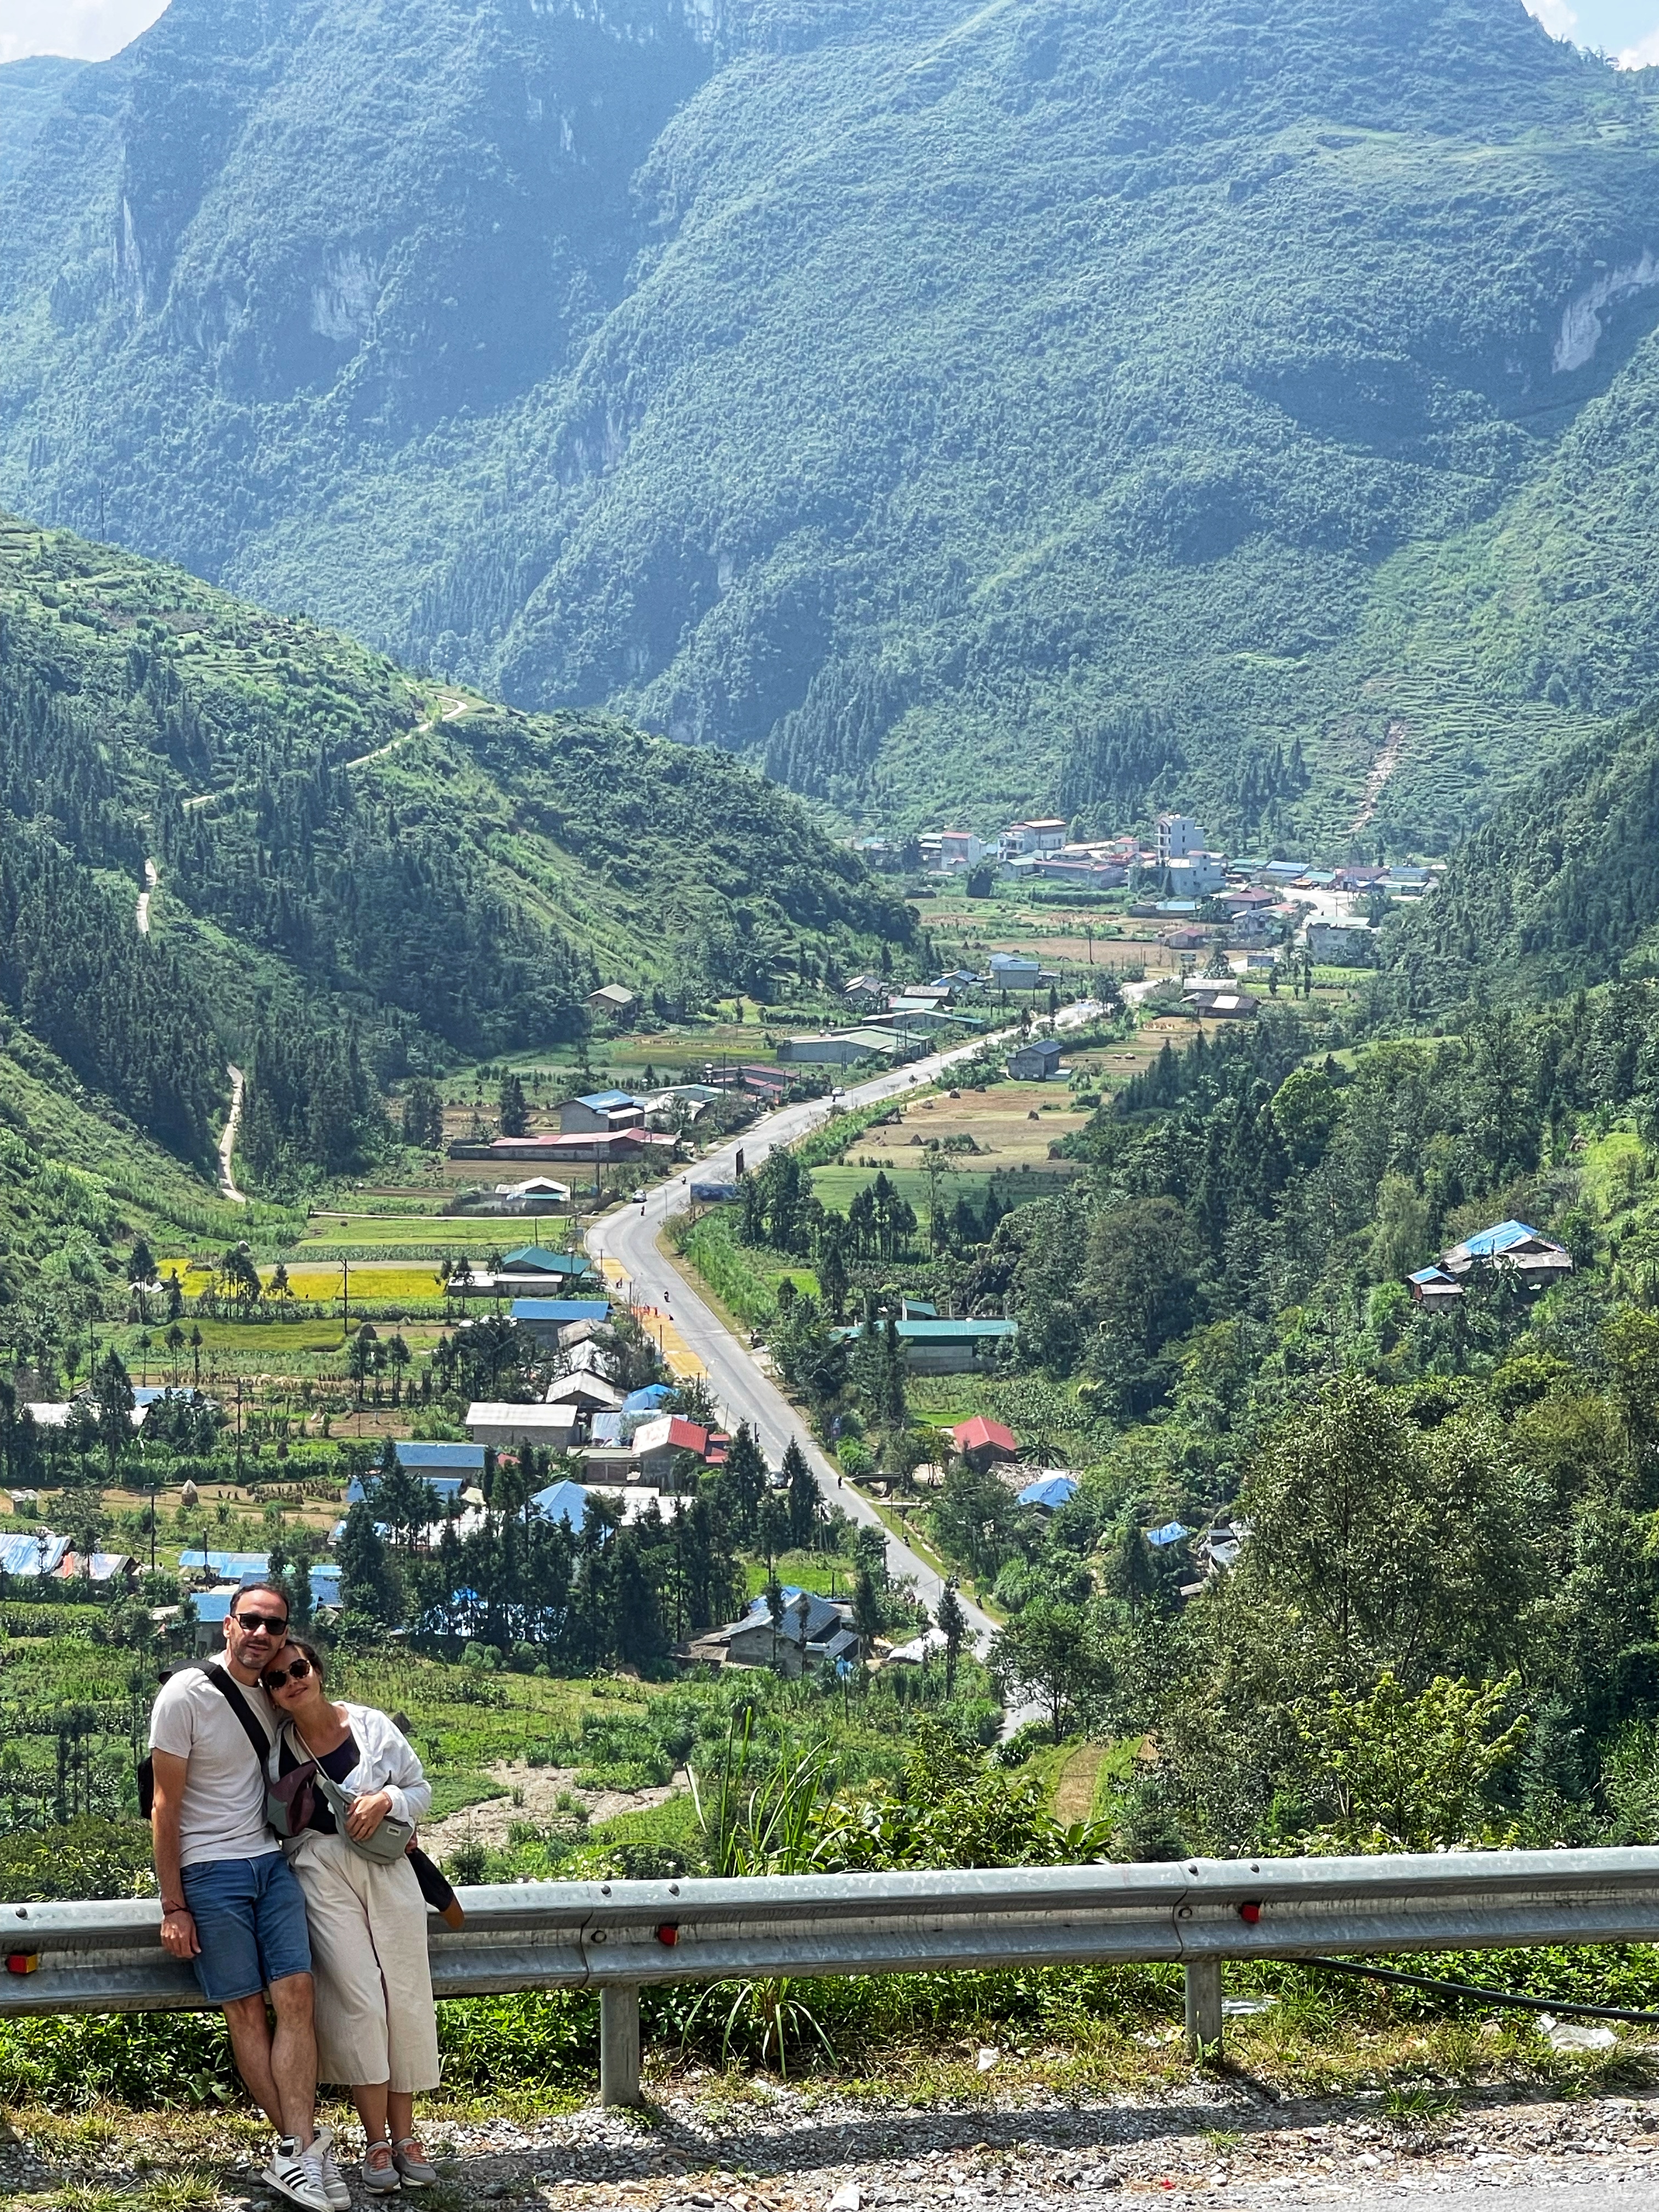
4, 1848, 1659, 2103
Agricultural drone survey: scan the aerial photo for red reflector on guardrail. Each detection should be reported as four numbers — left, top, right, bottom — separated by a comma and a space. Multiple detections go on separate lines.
1237, 1903, 1261, 1924
655, 1923, 680, 1947
6, 1953, 38, 1974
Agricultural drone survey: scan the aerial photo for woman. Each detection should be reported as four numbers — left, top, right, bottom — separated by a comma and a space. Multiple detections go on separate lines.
261, 1639, 442, 2195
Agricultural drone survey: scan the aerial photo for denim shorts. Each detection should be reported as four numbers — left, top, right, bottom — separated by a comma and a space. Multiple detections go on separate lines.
180, 1851, 313, 2004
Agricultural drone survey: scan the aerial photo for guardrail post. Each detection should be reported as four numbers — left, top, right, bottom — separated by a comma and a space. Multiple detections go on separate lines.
600, 1984, 642, 2106
1184, 1957, 1222, 2061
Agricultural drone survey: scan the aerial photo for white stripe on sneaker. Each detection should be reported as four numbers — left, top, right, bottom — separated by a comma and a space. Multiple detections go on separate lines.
261, 2135, 331, 2212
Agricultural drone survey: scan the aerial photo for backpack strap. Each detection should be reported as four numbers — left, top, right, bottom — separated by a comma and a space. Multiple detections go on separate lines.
205, 1663, 274, 1771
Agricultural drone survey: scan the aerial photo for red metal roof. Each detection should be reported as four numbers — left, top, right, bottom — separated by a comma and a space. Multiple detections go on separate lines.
953, 1417, 1018, 1456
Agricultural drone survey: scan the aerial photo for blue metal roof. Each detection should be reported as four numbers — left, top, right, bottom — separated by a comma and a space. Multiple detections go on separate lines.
577, 1091, 637, 1110
344, 1472, 467, 1506
0, 1533, 70, 1576
1018, 1474, 1079, 1510
511, 1299, 611, 1324
530, 1480, 591, 1530
1456, 1220, 1545, 1259
180, 1550, 280, 1577
1145, 1520, 1190, 1548
621, 1384, 675, 1413
393, 1442, 486, 1472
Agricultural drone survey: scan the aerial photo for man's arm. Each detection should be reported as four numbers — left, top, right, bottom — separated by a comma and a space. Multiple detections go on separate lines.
149, 1751, 200, 1959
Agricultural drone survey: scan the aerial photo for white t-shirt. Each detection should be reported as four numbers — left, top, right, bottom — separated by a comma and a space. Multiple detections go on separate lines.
148, 1667, 278, 1870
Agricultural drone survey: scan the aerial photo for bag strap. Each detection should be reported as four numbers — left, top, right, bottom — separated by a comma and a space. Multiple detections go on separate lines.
205, 1664, 274, 1773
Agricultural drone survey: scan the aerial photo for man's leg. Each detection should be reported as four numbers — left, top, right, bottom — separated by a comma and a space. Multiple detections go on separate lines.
268, 1973, 319, 2147
222, 1991, 283, 2132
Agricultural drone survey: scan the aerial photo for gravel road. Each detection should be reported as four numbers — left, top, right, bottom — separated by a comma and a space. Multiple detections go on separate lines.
334, 2080, 1659, 2208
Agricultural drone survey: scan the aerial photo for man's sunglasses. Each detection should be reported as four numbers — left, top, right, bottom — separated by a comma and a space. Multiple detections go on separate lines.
259, 1656, 313, 1691
231, 1611, 289, 1636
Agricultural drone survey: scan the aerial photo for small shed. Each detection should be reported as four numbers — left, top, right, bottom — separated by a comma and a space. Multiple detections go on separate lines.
1408, 1265, 1462, 1311
465, 1401, 583, 1449
1008, 1037, 1063, 1080
588, 984, 639, 1024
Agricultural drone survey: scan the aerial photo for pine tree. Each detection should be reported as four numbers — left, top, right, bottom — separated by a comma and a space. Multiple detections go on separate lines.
337, 1502, 400, 1627
721, 1422, 769, 1543
783, 1436, 819, 1550
499, 1071, 528, 1137
937, 1577, 967, 1696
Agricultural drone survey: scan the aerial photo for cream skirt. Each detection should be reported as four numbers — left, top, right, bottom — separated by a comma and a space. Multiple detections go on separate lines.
287, 1830, 441, 2092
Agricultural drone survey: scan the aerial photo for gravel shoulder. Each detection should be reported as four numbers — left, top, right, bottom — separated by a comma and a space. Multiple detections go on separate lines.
13, 2074, 1659, 2209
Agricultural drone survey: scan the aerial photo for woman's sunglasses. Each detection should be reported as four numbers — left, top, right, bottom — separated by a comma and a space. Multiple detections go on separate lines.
259, 1657, 313, 1691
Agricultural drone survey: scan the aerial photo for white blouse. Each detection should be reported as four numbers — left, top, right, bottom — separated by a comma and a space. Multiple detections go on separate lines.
275, 1701, 433, 1831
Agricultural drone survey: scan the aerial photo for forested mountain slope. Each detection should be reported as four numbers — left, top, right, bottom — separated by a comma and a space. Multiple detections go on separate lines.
0, 510, 912, 1181
3, 0, 1659, 843
0, 58, 81, 189
1381, 700, 1659, 1011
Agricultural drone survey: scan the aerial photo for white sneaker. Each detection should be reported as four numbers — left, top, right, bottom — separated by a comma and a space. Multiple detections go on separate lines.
261, 2135, 331, 2212
313, 2127, 352, 2211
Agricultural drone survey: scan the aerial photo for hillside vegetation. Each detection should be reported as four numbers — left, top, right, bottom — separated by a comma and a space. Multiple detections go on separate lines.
4, 0, 1659, 840
1374, 699, 1659, 1011
0, 507, 912, 1205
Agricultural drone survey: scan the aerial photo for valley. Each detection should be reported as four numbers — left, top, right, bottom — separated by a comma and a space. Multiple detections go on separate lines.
7, 0, 1659, 2181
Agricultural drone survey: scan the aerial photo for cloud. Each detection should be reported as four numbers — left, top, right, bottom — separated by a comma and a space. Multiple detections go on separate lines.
1618, 20, 1659, 61
1525, 0, 1581, 37
0, 0, 170, 66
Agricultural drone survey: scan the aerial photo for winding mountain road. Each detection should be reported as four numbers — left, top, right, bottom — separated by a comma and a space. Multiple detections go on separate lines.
218, 1064, 247, 1206
586, 1029, 1016, 1658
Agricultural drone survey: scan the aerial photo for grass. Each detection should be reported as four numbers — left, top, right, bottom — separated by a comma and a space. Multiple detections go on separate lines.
291, 1217, 524, 1248
742, 1548, 856, 1600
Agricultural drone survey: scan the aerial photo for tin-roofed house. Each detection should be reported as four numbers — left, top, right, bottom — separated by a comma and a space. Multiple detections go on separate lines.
688, 1588, 860, 1678
509, 1297, 612, 1348
1440, 1221, 1573, 1290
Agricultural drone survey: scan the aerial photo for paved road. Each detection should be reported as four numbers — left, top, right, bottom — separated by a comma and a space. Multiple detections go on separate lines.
1341, 2187, 1659, 2210
586, 1029, 1015, 1658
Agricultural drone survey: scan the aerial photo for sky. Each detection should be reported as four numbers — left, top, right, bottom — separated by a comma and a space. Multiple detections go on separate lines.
0, 0, 169, 66
4, 0, 1659, 66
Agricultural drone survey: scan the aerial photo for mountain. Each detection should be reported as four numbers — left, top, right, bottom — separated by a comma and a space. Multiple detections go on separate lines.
0, 58, 82, 190
1383, 700, 1659, 1009
0, 507, 913, 1188
4, 0, 1659, 846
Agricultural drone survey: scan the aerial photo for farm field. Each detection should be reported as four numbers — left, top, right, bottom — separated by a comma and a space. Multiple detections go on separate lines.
290, 1215, 568, 1250
839, 1079, 1092, 1171
272, 1265, 445, 1304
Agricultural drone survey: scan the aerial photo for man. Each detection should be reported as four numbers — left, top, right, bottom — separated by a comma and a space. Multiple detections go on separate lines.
149, 1582, 344, 2212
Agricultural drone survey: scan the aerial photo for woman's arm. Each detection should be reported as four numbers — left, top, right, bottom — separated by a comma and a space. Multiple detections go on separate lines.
353, 1706, 432, 1827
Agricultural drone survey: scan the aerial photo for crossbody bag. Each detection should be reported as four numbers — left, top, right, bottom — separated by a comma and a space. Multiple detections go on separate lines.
275, 1719, 416, 1865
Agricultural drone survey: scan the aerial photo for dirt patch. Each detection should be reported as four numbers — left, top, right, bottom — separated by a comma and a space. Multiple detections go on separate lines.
1053, 1743, 1104, 1824
421, 1762, 689, 1853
